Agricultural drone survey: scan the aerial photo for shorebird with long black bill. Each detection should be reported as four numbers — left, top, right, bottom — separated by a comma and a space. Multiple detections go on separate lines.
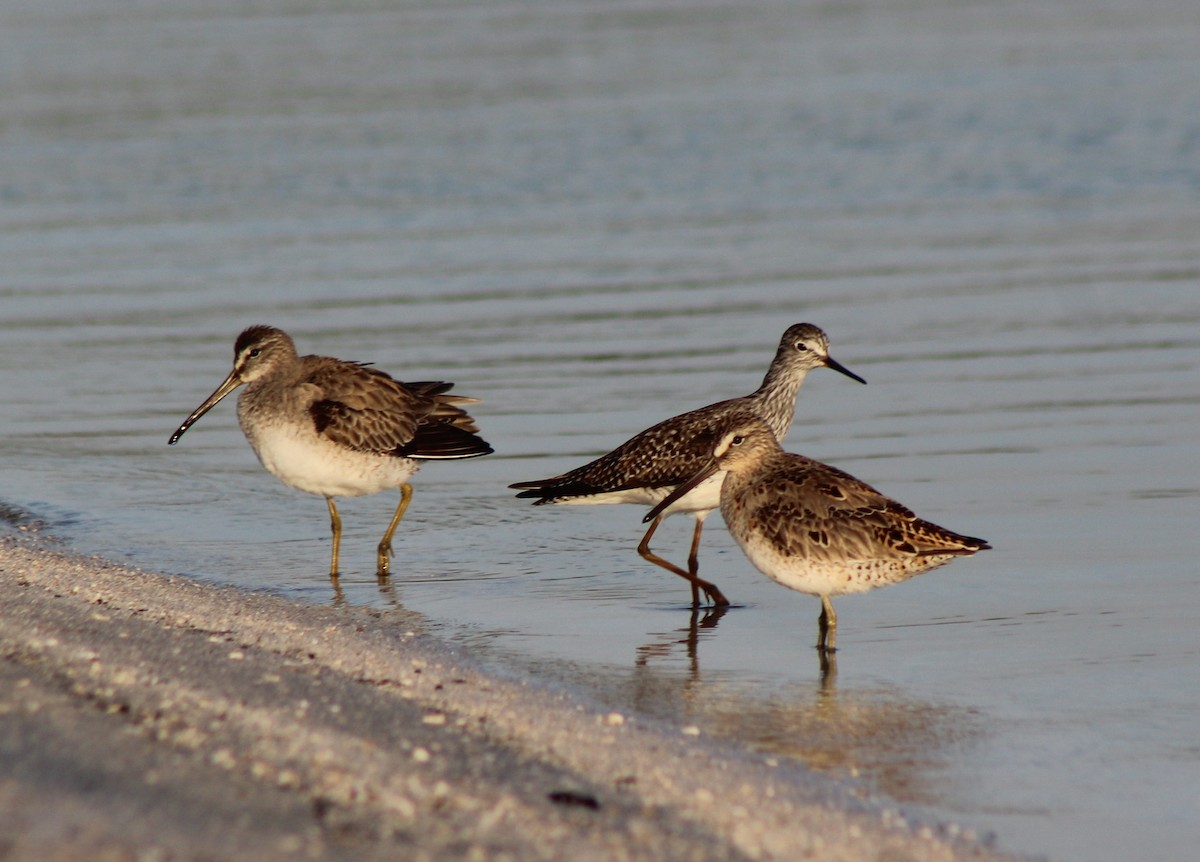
510, 323, 865, 606
169, 325, 493, 578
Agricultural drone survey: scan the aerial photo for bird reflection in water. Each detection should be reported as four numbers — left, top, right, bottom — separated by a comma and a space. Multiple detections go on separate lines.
326, 569, 408, 621
635, 604, 730, 676
630, 611, 981, 807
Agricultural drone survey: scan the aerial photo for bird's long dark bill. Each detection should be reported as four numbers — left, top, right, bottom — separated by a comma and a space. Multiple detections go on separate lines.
168, 372, 242, 445
643, 462, 721, 524
825, 354, 867, 385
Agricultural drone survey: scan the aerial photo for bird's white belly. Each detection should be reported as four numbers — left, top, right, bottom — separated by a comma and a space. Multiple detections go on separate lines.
733, 529, 952, 598
245, 423, 418, 498
559, 471, 726, 518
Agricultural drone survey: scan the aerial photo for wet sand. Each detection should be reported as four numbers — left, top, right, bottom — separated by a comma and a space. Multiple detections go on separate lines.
0, 537, 1016, 862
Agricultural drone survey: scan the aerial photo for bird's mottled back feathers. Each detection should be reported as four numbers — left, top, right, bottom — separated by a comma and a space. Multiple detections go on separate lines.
510, 399, 751, 503
724, 449, 990, 564
303, 358, 490, 459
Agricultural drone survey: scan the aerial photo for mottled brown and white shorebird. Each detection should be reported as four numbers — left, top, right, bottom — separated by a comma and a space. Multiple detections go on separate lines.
509, 323, 865, 607
646, 415, 990, 651
169, 325, 493, 577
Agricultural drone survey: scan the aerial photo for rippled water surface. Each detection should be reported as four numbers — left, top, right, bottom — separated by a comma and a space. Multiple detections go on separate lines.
3, 2, 1199, 860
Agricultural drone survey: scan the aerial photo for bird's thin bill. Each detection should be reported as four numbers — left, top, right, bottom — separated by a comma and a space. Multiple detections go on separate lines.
643, 464, 720, 524
824, 355, 866, 385
168, 372, 242, 445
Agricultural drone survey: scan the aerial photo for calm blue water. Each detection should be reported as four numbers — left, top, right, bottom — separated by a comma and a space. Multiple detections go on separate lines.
3, 2, 1199, 860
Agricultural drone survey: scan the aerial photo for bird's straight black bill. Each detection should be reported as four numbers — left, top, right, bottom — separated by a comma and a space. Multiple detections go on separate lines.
168, 371, 242, 445
825, 355, 867, 385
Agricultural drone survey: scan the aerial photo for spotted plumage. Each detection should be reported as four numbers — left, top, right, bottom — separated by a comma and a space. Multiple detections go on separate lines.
510, 323, 865, 606
646, 416, 989, 651
169, 325, 492, 577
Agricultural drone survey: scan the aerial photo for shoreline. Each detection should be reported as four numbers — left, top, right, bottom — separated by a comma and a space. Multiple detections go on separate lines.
0, 537, 1014, 861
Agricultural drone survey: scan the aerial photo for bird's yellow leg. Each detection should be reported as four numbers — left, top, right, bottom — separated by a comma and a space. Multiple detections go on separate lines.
376, 483, 413, 577
326, 497, 342, 579
817, 595, 838, 652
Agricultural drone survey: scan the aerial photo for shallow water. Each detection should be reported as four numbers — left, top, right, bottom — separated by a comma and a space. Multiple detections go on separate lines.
3, 1, 1199, 859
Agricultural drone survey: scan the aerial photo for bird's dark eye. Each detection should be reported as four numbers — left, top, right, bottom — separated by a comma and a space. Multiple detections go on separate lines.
248, 348, 262, 358
794, 341, 808, 352
731, 435, 746, 446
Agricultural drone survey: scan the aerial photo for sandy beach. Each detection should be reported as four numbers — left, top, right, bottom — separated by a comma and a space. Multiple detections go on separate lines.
3, 2, 1197, 859
0, 535, 1015, 861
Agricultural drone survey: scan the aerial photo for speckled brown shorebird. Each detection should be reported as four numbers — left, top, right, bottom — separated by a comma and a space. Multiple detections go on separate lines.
509, 323, 865, 607
646, 415, 990, 651
169, 325, 493, 578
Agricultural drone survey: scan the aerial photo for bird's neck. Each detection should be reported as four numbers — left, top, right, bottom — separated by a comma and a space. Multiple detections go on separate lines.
748, 365, 808, 439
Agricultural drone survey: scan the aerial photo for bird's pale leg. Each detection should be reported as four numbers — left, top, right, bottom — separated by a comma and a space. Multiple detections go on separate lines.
637, 516, 730, 608
376, 483, 414, 577
817, 595, 838, 652
326, 497, 342, 578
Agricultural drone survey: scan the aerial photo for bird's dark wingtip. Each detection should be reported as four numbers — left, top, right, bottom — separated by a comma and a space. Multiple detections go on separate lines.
511, 488, 557, 504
